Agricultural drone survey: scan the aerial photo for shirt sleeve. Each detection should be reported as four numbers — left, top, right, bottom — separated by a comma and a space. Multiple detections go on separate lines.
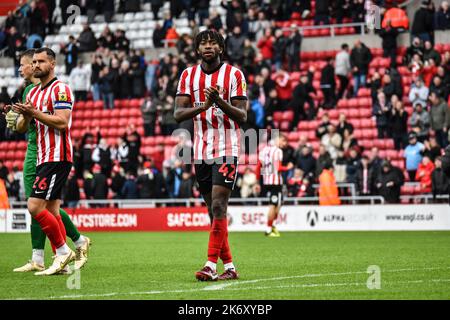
53, 83, 74, 110
230, 68, 248, 100
176, 68, 191, 96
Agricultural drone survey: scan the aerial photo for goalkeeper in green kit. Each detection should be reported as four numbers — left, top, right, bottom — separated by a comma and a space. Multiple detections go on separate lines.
4, 49, 91, 273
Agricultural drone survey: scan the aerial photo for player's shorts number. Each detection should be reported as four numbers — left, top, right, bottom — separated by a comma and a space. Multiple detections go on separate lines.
33, 176, 48, 190
219, 163, 236, 180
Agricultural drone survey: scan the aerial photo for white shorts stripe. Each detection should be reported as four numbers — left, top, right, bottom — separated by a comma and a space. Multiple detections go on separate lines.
45, 174, 57, 200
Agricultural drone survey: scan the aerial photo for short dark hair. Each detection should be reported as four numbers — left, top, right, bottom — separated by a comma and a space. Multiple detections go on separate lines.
194, 29, 225, 56
34, 47, 56, 60
341, 43, 349, 50
19, 49, 35, 61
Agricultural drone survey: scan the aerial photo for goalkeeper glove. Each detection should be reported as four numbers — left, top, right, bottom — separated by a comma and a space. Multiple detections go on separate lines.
5, 110, 20, 131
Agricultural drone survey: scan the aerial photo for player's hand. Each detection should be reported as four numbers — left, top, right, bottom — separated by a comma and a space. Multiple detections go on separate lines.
204, 86, 221, 104
12, 100, 35, 117
5, 110, 20, 131
386, 181, 394, 187
0, 104, 11, 115
287, 162, 294, 170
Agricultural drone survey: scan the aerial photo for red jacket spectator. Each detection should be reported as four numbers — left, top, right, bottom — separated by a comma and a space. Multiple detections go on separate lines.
257, 35, 274, 60
272, 70, 292, 101
415, 158, 435, 193
421, 62, 438, 87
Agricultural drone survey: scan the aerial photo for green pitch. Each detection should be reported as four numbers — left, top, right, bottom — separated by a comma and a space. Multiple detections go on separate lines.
0, 231, 449, 300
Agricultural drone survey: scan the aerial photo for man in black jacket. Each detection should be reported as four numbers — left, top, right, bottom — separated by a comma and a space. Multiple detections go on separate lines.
320, 59, 336, 109
379, 21, 399, 67
350, 40, 372, 97
411, 0, 435, 43
441, 145, 450, 204
432, 157, 449, 202
375, 160, 405, 203
92, 164, 109, 206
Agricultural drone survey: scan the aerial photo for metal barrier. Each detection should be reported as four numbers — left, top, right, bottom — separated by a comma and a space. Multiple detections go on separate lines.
400, 194, 450, 204
282, 22, 368, 37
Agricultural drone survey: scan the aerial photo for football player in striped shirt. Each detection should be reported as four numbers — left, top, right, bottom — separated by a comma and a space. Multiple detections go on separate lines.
256, 135, 293, 237
5, 49, 90, 274
12, 48, 80, 275
174, 30, 248, 281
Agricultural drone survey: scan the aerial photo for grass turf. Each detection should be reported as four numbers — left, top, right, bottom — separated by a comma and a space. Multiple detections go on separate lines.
0, 231, 449, 300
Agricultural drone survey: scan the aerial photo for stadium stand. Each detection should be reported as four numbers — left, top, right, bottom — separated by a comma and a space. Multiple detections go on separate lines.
0, 0, 449, 205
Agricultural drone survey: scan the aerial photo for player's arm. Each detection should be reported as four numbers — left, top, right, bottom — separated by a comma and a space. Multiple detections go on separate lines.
15, 114, 32, 133
173, 95, 211, 123
205, 87, 247, 123
278, 161, 293, 172
13, 100, 71, 131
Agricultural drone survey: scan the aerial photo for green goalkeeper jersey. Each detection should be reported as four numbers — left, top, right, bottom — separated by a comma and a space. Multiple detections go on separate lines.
22, 83, 37, 152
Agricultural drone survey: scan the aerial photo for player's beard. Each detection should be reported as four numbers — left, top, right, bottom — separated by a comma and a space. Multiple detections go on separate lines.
34, 68, 50, 79
201, 51, 219, 64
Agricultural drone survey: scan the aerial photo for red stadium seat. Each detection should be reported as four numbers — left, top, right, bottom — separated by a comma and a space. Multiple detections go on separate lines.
273, 112, 283, 122
93, 101, 104, 109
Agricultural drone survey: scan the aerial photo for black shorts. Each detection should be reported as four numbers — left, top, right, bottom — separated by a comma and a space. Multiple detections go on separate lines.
194, 157, 238, 195
264, 185, 283, 207
30, 161, 72, 200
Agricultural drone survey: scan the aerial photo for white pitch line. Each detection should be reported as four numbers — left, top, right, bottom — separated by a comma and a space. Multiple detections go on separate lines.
9, 266, 450, 300
203, 266, 450, 291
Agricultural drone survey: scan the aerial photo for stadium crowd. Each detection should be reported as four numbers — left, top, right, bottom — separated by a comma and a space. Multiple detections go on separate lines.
0, 0, 450, 205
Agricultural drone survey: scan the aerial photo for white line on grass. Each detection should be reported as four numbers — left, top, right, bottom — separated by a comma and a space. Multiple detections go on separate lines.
10, 266, 450, 300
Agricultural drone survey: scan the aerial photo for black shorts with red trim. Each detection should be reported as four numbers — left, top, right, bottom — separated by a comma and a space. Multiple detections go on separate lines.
30, 161, 72, 200
263, 185, 283, 207
194, 157, 238, 195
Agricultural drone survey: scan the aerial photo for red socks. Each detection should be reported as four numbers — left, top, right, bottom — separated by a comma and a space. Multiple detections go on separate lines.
56, 214, 66, 241
207, 218, 228, 264
219, 231, 233, 264
34, 210, 65, 249
268, 217, 274, 228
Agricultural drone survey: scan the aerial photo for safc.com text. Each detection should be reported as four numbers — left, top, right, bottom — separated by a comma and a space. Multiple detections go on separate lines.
385, 213, 434, 223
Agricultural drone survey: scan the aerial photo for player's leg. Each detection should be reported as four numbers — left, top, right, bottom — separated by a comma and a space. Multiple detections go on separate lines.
31, 163, 75, 275
265, 204, 277, 235
14, 156, 47, 272
59, 208, 91, 269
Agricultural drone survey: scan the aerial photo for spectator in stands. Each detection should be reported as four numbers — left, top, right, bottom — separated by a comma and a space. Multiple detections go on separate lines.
61, 35, 78, 75
166, 159, 185, 199
405, 37, 424, 65
436, 0, 450, 30
390, 100, 409, 150
115, 29, 130, 54
69, 62, 90, 102
423, 137, 442, 162
429, 91, 450, 147
0, 160, 9, 181
341, 129, 358, 154
316, 113, 331, 140
63, 168, 80, 208
318, 162, 341, 206
379, 20, 399, 67
287, 168, 314, 198
78, 23, 97, 52
335, 43, 351, 100
141, 97, 157, 137
346, 148, 361, 186
242, 38, 256, 76
381, 2, 409, 30
409, 103, 431, 142
423, 41, 441, 65
286, 26, 302, 72
91, 164, 108, 205
99, 65, 116, 110
350, 40, 372, 97
83, 169, 94, 200
375, 160, 405, 203
249, 87, 265, 129
416, 155, 435, 193
316, 144, 332, 177
153, 23, 166, 48
408, 77, 429, 107
334, 150, 347, 184
226, 26, 246, 65
315, 0, 331, 25
404, 132, 425, 181
429, 75, 447, 99
273, 29, 287, 71
337, 113, 354, 137
432, 157, 450, 201
382, 72, 402, 102
121, 171, 139, 199
92, 138, 113, 177
373, 91, 391, 139
91, 54, 105, 101
129, 57, 146, 98
123, 125, 141, 173
295, 144, 316, 179
103, 0, 115, 23
320, 59, 336, 109
111, 165, 126, 199
113, 137, 130, 171
29, 0, 45, 37
257, 28, 274, 67
321, 124, 342, 160
334, 0, 351, 24
161, 95, 178, 135
137, 161, 159, 199
356, 155, 372, 196
411, 0, 435, 43
150, 0, 164, 19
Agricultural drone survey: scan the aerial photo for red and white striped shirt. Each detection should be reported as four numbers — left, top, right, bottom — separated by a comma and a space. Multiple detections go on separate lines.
259, 144, 284, 186
176, 63, 247, 160
27, 78, 74, 166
